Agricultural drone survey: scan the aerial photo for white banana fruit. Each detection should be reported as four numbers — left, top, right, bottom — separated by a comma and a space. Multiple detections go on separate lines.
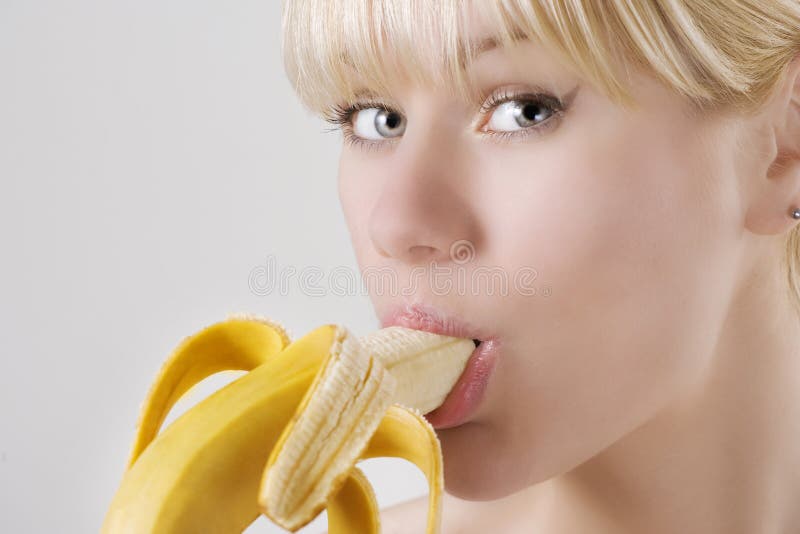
101, 314, 474, 533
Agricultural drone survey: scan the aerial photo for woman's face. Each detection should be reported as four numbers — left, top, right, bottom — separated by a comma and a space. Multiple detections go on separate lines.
335, 31, 751, 499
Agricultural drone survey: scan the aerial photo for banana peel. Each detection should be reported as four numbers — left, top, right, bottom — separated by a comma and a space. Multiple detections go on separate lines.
101, 314, 474, 533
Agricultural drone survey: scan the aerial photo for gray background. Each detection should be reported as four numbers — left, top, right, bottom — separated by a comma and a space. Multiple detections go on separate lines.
0, 1, 426, 532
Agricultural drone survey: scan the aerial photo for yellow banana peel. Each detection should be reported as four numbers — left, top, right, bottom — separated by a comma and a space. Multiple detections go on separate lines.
102, 313, 474, 533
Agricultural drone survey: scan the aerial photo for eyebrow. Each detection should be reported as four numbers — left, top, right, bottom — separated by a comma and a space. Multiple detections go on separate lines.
466, 30, 530, 60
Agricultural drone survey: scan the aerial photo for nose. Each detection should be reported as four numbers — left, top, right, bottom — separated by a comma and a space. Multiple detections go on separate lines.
368, 122, 479, 266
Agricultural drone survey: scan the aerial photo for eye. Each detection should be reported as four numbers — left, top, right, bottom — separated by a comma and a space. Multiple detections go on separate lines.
483, 97, 559, 133
321, 88, 567, 150
352, 108, 406, 140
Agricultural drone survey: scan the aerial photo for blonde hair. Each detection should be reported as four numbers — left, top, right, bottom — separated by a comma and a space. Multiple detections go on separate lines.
281, 0, 800, 313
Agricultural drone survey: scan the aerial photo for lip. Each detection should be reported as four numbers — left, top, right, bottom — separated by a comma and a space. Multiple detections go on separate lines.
379, 302, 501, 429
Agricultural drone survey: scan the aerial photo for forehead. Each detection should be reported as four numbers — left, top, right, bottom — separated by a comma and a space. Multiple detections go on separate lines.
341, 2, 568, 99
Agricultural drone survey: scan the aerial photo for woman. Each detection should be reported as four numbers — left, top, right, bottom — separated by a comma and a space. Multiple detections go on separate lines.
281, 1, 800, 532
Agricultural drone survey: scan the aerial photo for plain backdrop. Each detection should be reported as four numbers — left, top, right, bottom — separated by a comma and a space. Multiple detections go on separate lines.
0, 1, 428, 532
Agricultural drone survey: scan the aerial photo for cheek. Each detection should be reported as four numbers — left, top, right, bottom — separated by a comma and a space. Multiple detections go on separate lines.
337, 154, 378, 257
461, 118, 739, 493
337, 154, 365, 223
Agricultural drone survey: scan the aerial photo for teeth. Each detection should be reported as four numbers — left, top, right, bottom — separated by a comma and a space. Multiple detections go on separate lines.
102, 316, 474, 534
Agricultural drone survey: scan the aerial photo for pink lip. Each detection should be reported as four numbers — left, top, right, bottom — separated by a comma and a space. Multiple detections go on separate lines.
380, 302, 501, 429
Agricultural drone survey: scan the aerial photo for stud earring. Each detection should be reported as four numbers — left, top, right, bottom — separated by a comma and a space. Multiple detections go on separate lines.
792, 207, 800, 220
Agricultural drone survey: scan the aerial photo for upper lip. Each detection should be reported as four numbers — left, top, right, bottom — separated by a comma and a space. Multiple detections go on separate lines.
379, 302, 494, 343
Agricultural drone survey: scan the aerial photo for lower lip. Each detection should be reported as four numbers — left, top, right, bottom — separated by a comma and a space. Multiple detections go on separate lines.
423, 338, 500, 429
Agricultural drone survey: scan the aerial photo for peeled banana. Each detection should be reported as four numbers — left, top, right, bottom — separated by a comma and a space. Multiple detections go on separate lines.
101, 314, 474, 533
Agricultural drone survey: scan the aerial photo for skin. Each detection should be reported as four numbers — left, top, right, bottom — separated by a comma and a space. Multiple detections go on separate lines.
322, 11, 800, 534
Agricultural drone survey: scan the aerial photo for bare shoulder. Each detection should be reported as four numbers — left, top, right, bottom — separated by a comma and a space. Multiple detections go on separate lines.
375, 493, 472, 533
317, 495, 428, 534
377, 493, 481, 533
378, 495, 429, 534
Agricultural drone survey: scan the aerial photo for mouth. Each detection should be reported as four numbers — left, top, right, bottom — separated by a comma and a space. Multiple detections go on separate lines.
380, 303, 500, 429
379, 302, 493, 345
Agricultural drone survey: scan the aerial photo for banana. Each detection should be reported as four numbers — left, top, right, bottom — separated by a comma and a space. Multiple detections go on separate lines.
259, 326, 473, 531
125, 314, 291, 471
362, 326, 477, 415
102, 315, 474, 534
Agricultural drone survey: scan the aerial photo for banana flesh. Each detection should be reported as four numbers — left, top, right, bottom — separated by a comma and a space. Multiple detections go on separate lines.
362, 326, 476, 414
260, 326, 474, 531
259, 325, 397, 531
101, 315, 474, 534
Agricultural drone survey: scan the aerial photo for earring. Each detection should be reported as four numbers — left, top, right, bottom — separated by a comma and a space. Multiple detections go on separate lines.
792, 207, 800, 220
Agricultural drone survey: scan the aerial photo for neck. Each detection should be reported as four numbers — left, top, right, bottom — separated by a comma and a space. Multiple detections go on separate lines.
543, 238, 800, 534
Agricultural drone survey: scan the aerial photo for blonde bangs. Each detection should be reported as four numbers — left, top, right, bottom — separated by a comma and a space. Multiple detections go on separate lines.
281, 0, 800, 118
281, 0, 468, 119
280, 0, 639, 116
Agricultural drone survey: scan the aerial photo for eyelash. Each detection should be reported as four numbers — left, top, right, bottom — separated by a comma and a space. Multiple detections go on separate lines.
322, 99, 397, 153
322, 89, 567, 152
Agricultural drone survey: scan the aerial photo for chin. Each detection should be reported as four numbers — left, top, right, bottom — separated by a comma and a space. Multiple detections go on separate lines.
437, 421, 536, 501
437, 418, 598, 501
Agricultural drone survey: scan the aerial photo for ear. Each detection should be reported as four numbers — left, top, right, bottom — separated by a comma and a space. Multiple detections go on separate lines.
744, 53, 800, 235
